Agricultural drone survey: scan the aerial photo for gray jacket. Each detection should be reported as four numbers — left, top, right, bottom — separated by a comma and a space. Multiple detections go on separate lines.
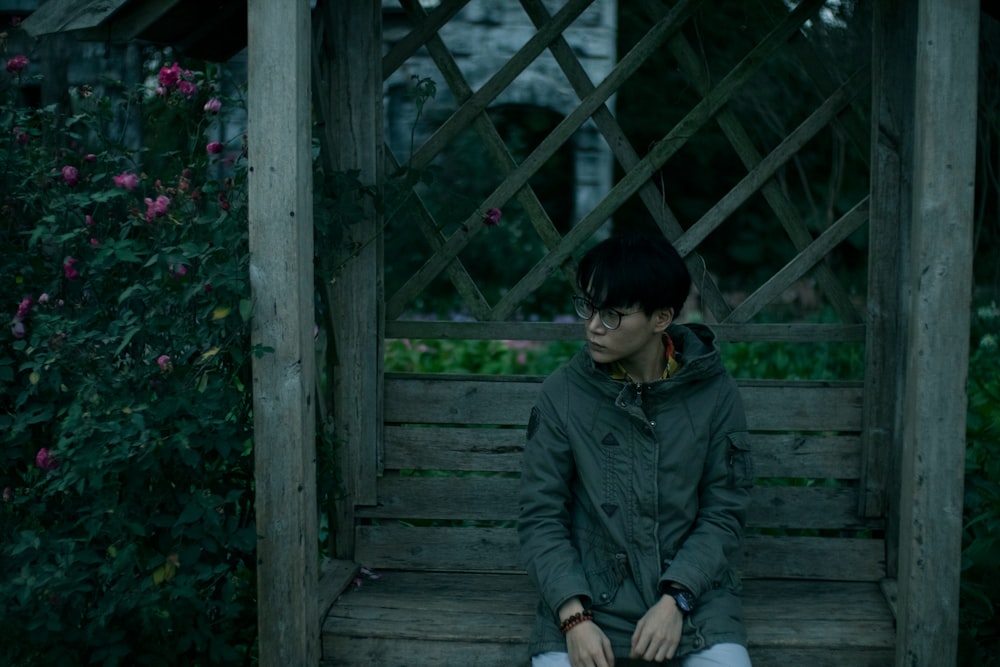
518, 323, 753, 659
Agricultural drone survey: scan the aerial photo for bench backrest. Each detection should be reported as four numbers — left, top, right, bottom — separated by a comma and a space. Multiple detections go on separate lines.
354, 373, 885, 582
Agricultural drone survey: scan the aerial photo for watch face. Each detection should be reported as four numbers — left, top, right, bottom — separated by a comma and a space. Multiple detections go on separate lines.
671, 590, 694, 613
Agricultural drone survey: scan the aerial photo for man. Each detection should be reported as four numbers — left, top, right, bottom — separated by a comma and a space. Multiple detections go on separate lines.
518, 233, 753, 667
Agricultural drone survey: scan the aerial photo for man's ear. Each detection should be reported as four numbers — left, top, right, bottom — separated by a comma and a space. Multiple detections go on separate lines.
653, 307, 674, 332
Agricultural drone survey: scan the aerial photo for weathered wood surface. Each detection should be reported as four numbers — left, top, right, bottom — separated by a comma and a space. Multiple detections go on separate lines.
20, 0, 130, 35
863, 0, 916, 531
352, 526, 885, 581
385, 320, 866, 342
384, 427, 860, 478
315, 1, 384, 559
658, 0, 863, 325
360, 477, 881, 531
384, 375, 863, 432
896, 2, 979, 666
322, 573, 895, 666
247, 0, 318, 664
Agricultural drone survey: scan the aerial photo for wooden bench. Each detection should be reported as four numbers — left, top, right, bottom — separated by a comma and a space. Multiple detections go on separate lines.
320, 373, 897, 666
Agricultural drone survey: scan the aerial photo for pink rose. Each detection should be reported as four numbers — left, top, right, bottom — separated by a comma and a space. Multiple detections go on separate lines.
158, 62, 181, 88
35, 448, 58, 471
178, 80, 197, 97
113, 172, 139, 190
483, 208, 502, 227
157, 354, 172, 372
144, 194, 171, 221
90, 238, 99, 246
84, 153, 97, 162
206, 141, 224, 155
38, 293, 50, 304
6, 55, 28, 75
203, 98, 222, 114
154, 194, 170, 215
63, 257, 80, 280
17, 297, 32, 318
11, 319, 26, 339
170, 264, 188, 278
13, 127, 28, 145
85, 214, 94, 226
62, 165, 79, 186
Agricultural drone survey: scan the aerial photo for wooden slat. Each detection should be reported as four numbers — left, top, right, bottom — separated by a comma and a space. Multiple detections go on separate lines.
673, 69, 870, 259
382, 0, 470, 77
322, 573, 894, 667
386, 0, 703, 316
724, 197, 870, 324
387, 1, 576, 321
385, 320, 866, 342
384, 375, 863, 432
385, 426, 861, 479
360, 476, 881, 531
519, 0, 733, 322
494, 0, 826, 316
354, 525, 884, 581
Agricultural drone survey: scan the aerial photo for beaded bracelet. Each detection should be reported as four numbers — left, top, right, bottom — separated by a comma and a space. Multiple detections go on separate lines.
559, 610, 595, 634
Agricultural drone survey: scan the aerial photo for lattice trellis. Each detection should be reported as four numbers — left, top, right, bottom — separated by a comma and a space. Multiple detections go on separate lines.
377, 0, 870, 343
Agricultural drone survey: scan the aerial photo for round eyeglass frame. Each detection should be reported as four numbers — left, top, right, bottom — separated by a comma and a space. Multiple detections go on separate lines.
572, 296, 636, 330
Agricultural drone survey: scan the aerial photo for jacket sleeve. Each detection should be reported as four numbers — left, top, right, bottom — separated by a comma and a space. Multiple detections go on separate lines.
518, 371, 593, 616
659, 375, 753, 598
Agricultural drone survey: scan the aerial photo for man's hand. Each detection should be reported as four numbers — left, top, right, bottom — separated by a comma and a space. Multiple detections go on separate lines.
629, 595, 683, 663
566, 620, 615, 667
559, 598, 615, 667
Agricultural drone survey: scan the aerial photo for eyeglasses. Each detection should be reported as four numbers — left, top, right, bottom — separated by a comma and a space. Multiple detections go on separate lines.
572, 296, 637, 330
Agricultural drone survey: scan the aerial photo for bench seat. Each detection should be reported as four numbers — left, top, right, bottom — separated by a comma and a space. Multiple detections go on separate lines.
320, 374, 896, 666
321, 569, 896, 667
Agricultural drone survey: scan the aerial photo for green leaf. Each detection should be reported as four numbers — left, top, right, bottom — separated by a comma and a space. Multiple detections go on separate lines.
114, 326, 142, 356
114, 243, 143, 263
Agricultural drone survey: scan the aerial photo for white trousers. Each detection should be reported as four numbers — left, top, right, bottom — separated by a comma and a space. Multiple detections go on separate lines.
532, 643, 752, 667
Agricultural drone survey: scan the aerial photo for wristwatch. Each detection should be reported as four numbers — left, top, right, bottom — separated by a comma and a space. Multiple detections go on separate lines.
665, 588, 696, 615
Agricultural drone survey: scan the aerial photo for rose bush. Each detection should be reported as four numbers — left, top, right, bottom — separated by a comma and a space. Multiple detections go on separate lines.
1, 51, 258, 665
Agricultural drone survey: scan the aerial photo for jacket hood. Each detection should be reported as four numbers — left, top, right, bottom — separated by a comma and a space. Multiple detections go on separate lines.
570, 322, 726, 391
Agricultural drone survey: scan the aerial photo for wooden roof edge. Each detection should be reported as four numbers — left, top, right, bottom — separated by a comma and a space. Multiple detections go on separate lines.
20, 0, 130, 37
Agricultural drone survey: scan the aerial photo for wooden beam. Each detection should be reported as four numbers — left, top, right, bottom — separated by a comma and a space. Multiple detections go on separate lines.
19, 0, 128, 36
862, 0, 917, 558
895, 2, 979, 666
247, 0, 318, 665
317, 1, 383, 559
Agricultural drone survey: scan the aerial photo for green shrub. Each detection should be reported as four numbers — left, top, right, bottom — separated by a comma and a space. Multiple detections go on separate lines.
1, 54, 257, 665
959, 301, 1000, 666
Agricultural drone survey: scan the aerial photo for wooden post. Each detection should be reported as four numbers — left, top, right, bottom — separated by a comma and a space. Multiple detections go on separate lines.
896, 2, 979, 666
317, 1, 383, 560
863, 0, 917, 571
247, 1, 318, 665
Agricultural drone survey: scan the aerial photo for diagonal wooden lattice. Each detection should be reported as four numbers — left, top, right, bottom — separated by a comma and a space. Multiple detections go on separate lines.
383, 0, 870, 341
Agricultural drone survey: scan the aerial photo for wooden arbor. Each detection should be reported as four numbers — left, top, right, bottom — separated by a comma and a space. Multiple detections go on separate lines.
318, 2, 980, 666
21, 1, 982, 665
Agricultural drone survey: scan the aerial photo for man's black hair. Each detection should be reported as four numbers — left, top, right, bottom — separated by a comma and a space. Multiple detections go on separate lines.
576, 232, 691, 318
